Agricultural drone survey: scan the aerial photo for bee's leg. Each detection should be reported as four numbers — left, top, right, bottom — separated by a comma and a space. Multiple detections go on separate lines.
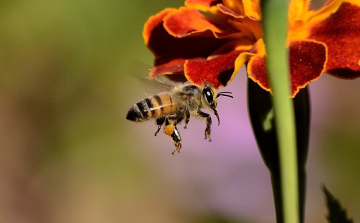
163, 116, 182, 154
197, 110, 212, 142
170, 126, 182, 155
154, 117, 165, 136
168, 108, 186, 128
183, 107, 190, 129
166, 113, 184, 127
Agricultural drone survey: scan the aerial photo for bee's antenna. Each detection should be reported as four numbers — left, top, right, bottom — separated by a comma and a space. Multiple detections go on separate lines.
217, 92, 233, 98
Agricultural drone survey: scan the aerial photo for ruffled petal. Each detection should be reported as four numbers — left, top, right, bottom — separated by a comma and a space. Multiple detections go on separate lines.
242, 0, 261, 20
185, 0, 221, 11
143, 8, 176, 45
184, 49, 247, 88
248, 40, 327, 97
289, 40, 327, 96
218, 0, 261, 20
235, 38, 264, 75
164, 7, 222, 37
143, 9, 228, 78
247, 54, 270, 92
217, 3, 244, 18
308, 1, 360, 78
241, 39, 269, 92
144, 0, 358, 94
149, 59, 186, 78
288, 0, 311, 25
288, 0, 342, 45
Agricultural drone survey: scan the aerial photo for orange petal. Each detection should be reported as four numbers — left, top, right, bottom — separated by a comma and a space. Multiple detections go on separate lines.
217, 3, 244, 18
241, 39, 268, 91
234, 39, 264, 75
288, 0, 311, 25
218, 0, 261, 20
185, 0, 221, 11
164, 7, 222, 37
288, 0, 342, 41
184, 50, 246, 88
221, 0, 245, 16
248, 40, 327, 97
309, 2, 360, 78
242, 0, 261, 20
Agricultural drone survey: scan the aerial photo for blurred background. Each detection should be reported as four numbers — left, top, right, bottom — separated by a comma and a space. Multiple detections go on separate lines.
0, 0, 359, 222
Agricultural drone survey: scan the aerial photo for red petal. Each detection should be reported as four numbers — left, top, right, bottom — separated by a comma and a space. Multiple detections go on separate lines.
143, 9, 228, 78
248, 54, 270, 92
184, 50, 245, 88
248, 41, 326, 97
143, 8, 176, 45
289, 41, 326, 96
149, 59, 185, 78
309, 2, 360, 78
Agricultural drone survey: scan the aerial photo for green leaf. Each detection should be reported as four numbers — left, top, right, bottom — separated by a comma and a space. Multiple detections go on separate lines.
247, 79, 310, 223
323, 185, 353, 223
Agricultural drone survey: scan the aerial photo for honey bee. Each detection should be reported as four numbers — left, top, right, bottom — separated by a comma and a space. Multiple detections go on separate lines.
126, 82, 232, 155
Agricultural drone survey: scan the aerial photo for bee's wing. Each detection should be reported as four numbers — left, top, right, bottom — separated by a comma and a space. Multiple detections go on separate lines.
135, 75, 175, 95
128, 61, 188, 95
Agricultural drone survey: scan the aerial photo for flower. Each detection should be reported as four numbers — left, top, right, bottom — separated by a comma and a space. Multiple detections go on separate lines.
143, 0, 360, 97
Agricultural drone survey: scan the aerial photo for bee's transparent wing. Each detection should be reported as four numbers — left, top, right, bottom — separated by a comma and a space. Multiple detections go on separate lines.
128, 61, 187, 95
135, 75, 176, 96
128, 62, 173, 95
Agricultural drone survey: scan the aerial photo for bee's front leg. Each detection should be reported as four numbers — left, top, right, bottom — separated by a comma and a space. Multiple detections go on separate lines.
197, 110, 212, 142
154, 117, 165, 136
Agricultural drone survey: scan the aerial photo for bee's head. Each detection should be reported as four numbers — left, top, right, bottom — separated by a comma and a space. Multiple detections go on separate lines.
201, 83, 233, 126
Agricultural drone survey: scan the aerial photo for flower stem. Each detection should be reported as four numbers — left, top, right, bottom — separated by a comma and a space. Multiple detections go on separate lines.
261, 0, 299, 223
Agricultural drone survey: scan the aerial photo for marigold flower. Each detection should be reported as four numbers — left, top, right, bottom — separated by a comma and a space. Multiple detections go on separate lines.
143, 0, 360, 97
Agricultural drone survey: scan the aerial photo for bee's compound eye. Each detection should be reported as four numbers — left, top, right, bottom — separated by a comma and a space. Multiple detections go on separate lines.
203, 88, 214, 104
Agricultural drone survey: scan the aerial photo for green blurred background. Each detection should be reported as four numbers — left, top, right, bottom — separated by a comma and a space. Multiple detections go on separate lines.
0, 0, 359, 222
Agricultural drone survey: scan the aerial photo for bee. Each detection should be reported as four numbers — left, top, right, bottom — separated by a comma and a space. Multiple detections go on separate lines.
126, 82, 232, 155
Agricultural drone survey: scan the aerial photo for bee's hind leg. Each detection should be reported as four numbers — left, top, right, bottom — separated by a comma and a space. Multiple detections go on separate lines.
154, 117, 165, 136
162, 116, 182, 154
170, 126, 182, 155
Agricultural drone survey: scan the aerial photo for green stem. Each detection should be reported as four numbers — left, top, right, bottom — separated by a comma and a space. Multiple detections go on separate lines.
261, 0, 299, 223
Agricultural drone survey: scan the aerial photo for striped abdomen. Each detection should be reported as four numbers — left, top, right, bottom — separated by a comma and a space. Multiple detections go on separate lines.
126, 93, 177, 122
